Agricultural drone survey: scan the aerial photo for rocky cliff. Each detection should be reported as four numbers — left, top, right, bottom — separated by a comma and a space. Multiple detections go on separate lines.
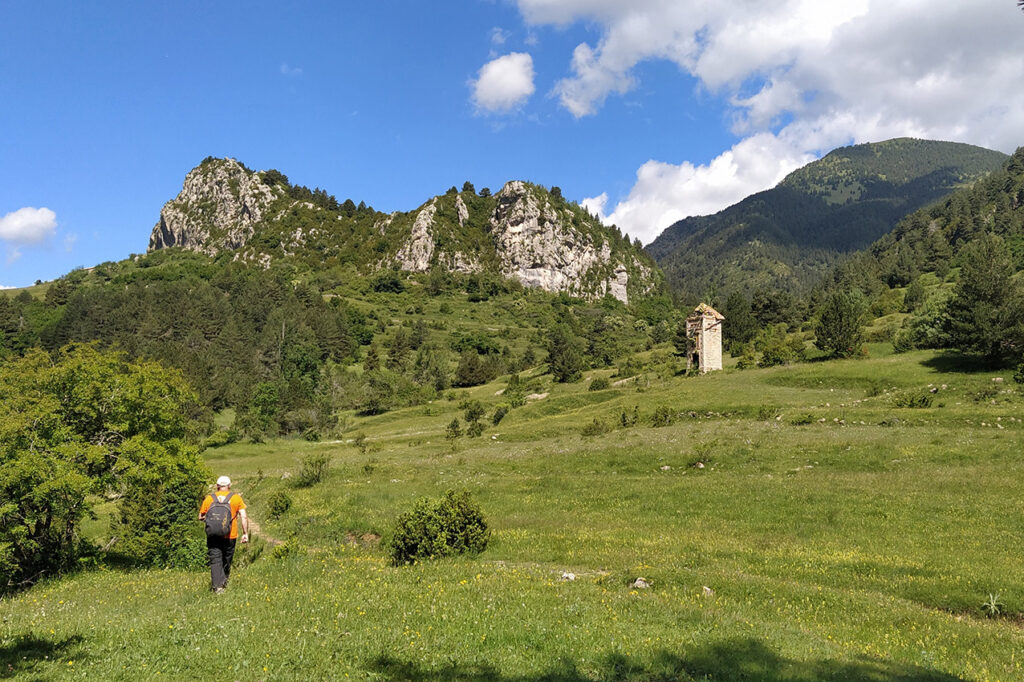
149, 158, 282, 254
149, 159, 663, 303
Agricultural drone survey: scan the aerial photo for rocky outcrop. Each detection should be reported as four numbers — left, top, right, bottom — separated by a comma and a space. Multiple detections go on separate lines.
148, 158, 661, 302
148, 158, 279, 254
490, 181, 641, 303
395, 199, 437, 271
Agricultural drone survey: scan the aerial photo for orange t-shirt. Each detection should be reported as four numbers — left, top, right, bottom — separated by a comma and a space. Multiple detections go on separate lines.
200, 491, 247, 539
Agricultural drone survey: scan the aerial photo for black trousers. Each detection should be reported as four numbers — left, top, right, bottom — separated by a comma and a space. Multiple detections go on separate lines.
207, 535, 237, 589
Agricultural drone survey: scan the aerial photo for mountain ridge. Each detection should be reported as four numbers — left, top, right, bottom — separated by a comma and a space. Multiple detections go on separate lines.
149, 158, 662, 304
646, 138, 1008, 301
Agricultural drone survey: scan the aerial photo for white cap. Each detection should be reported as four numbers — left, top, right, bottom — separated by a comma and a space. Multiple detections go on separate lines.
216, 475, 231, 487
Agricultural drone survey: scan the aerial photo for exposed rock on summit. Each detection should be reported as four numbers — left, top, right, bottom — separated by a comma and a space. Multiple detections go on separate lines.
148, 158, 663, 302
149, 158, 279, 254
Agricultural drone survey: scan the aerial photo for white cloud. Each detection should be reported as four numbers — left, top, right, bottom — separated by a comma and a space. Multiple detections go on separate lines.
490, 27, 510, 46
0, 207, 57, 245
587, 133, 814, 244
471, 52, 536, 113
515, 0, 1024, 240
279, 63, 303, 77
0, 285, 16, 290
63, 233, 78, 253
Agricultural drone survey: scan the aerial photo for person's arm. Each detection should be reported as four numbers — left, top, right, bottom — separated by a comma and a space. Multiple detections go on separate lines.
238, 509, 249, 543
198, 496, 209, 521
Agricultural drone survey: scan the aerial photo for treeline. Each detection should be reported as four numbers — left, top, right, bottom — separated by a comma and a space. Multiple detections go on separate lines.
707, 146, 1024, 371
648, 139, 1008, 302
0, 251, 676, 441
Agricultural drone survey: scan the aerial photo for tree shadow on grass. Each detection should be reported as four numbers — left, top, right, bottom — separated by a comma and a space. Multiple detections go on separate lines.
0, 634, 84, 679
920, 352, 1000, 374
366, 637, 965, 681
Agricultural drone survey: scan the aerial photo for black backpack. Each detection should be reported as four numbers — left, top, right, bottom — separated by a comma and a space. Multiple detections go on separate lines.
204, 492, 236, 538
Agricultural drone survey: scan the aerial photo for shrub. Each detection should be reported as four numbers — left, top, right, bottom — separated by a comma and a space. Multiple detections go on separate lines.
1015, 362, 1024, 385
619, 406, 639, 428
651, 406, 676, 427
970, 385, 999, 403
757, 404, 781, 421
589, 377, 611, 391
268, 491, 292, 519
581, 419, 610, 436
385, 490, 489, 565
203, 429, 237, 449
789, 413, 814, 425
445, 418, 462, 443
295, 453, 330, 487
463, 400, 485, 423
467, 421, 485, 438
865, 381, 885, 398
892, 390, 933, 408
491, 405, 509, 425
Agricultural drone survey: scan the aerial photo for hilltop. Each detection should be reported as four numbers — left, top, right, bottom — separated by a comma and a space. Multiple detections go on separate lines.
150, 158, 662, 304
647, 138, 1007, 301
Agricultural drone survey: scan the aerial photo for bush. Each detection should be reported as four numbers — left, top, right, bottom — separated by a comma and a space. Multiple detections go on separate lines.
651, 406, 676, 427
589, 377, 610, 391
295, 453, 330, 487
892, 390, 933, 408
581, 419, 610, 436
203, 429, 237, 449
491, 405, 509, 425
757, 404, 781, 421
788, 413, 814, 425
619, 406, 639, 428
467, 421, 485, 438
268, 491, 293, 519
385, 490, 489, 565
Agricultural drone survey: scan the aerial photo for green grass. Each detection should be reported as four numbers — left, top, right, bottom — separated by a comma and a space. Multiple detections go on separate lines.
3, 350, 1024, 680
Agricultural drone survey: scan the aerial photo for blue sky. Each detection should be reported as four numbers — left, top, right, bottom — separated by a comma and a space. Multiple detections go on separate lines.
2, 0, 1022, 288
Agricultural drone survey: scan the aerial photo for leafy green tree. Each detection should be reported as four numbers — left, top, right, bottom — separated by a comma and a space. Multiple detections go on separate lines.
0, 345, 208, 590
462, 181, 476, 194
814, 292, 865, 358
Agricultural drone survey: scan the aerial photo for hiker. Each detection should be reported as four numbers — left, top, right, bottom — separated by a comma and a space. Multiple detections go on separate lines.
198, 475, 249, 592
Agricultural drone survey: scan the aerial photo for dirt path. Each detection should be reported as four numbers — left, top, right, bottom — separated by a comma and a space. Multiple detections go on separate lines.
248, 518, 283, 546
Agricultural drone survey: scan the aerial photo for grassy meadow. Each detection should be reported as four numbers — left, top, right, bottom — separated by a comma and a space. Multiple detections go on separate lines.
3, 348, 1024, 680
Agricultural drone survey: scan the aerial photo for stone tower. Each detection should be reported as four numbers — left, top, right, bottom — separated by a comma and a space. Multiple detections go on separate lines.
686, 303, 724, 373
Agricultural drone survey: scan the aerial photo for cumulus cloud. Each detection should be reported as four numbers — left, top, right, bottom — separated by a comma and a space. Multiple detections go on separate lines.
471, 52, 536, 113
515, 0, 1024, 240
279, 63, 303, 77
586, 134, 814, 243
0, 207, 57, 245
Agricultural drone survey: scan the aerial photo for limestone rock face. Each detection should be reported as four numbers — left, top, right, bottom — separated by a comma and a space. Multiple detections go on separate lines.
490, 181, 644, 303
395, 199, 437, 271
148, 159, 278, 254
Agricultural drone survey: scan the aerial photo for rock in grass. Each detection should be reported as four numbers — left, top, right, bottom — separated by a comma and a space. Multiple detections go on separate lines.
702, 585, 714, 597
561, 571, 576, 582
632, 577, 650, 589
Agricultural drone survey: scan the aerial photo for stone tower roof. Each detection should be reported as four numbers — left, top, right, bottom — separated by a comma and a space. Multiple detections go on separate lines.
689, 303, 724, 320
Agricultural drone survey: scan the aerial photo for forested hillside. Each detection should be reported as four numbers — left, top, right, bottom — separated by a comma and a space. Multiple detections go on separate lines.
831, 146, 1024, 365
647, 138, 1006, 302
0, 248, 675, 442
150, 158, 662, 304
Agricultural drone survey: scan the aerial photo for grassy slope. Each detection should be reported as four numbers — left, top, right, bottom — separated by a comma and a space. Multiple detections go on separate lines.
3, 350, 1023, 680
